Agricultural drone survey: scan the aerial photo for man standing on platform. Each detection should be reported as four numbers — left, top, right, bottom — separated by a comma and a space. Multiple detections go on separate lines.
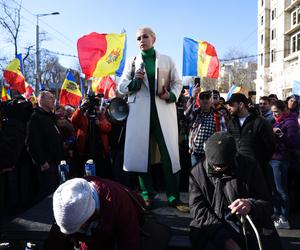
27, 91, 63, 199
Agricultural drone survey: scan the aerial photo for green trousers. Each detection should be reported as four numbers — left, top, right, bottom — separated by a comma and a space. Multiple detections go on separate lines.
138, 105, 180, 204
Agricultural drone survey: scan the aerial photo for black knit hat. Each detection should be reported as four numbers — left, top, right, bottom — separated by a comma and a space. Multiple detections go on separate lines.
204, 132, 237, 166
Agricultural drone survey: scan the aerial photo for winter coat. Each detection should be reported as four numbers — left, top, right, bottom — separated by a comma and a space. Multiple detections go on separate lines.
46, 177, 144, 250
118, 51, 182, 173
0, 119, 26, 170
71, 108, 112, 156
26, 107, 63, 166
272, 112, 299, 161
189, 155, 282, 250
227, 113, 275, 168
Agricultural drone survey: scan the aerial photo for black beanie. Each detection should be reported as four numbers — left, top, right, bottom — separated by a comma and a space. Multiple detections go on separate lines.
205, 132, 237, 166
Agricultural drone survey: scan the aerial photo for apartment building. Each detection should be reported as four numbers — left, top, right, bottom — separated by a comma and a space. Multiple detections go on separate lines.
256, 0, 300, 99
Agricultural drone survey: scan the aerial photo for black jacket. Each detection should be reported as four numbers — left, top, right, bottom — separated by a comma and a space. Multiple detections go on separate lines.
26, 107, 63, 166
189, 155, 281, 250
0, 120, 26, 170
227, 113, 275, 167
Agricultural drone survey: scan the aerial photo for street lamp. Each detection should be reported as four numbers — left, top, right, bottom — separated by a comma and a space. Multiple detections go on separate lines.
35, 12, 60, 95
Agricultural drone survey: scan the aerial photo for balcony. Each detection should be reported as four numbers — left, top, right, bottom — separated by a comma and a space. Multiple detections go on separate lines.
285, 22, 300, 35
284, 52, 298, 62
285, 0, 300, 12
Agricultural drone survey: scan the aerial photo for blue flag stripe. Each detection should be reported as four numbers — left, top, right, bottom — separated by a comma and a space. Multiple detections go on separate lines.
182, 37, 198, 76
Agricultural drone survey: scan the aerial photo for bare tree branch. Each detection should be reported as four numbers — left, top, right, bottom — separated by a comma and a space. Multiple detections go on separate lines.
23, 45, 34, 61
0, 0, 22, 56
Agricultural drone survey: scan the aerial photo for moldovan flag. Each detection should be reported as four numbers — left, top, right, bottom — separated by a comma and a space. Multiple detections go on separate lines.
77, 32, 126, 79
183, 37, 219, 78
1, 86, 11, 101
3, 58, 26, 93
92, 76, 116, 99
59, 71, 82, 107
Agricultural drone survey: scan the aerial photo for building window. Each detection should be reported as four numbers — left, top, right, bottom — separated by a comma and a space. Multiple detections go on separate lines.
271, 49, 276, 63
261, 16, 264, 26
291, 9, 300, 27
261, 34, 264, 44
272, 8, 276, 20
290, 32, 300, 53
271, 29, 276, 40
261, 53, 263, 65
292, 35, 296, 53
262, 0, 264, 6
292, 11, 297, 26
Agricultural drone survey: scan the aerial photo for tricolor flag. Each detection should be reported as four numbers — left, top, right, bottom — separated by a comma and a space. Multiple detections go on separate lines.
59, 71, 82, 107
3, 58, 26, 93
24, 82, 35, 99
92, 76, 116, 99
77, 32, 126, 79
1, 86, 11, 101
227, 84, 242, 100
183, 37, 219, 78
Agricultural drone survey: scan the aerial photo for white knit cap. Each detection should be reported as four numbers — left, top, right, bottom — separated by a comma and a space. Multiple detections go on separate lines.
53, 178, 96, 234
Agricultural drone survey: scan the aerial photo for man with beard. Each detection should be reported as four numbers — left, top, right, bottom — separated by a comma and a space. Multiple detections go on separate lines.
259, 96, 274, 124
226, 93, 275, 192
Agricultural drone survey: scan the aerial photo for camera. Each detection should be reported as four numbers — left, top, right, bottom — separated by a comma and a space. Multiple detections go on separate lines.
86, 94, 102, 118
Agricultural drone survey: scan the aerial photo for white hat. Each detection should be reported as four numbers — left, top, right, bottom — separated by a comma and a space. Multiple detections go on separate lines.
53, 178, 96, 234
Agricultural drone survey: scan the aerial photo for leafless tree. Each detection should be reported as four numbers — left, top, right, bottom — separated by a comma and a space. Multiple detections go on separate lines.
0, 0, 22, 57
220, 48, 257, 92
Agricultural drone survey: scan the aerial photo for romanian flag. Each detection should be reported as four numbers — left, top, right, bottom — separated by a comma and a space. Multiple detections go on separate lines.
1, 86, 11, 101
3, 58, 26, 93
77, 32, 126, 79
183, 37, 219, 78
92, 76, 116, 99
59, 71, 82, 107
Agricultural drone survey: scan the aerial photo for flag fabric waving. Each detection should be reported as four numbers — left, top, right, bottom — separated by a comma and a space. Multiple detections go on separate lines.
1, 86, 11, 101
77, 32, 126, 79
183, 37, 219, 78
3, 58, 26, 93
227, 84, 242, 100
24, 82, 35, 99
59, 71, 82, 107
92, 76, 116, 99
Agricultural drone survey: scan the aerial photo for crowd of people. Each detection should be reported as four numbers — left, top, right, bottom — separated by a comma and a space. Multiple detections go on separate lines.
1, 27, 300, 250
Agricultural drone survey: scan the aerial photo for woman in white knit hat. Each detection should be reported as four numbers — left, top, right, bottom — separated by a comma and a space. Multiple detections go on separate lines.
47, 177, 144, 250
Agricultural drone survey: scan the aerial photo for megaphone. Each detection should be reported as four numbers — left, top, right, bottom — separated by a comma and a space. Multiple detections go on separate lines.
106, 97, 129, 124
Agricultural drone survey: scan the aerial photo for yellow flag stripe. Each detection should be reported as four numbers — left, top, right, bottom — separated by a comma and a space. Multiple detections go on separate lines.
93, 33, 126, 78
5, 58, 24, 78
197, 42, 211, 77
61, 79, 82, 97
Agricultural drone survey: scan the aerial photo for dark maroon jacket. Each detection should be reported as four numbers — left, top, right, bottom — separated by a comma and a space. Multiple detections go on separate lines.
47, 177, 144, 250
272, 112, 299, 161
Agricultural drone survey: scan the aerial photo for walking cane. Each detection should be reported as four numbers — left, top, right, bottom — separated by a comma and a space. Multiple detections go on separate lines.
241, 215, 264, 250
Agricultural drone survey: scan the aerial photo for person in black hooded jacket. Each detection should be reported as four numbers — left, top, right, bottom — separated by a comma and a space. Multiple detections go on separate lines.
189, 132, 281, 250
